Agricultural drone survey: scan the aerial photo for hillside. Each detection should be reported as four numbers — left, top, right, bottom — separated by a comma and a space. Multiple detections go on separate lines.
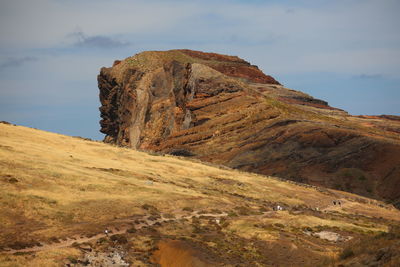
98, 49, 400, 208
0, 122, 399, 266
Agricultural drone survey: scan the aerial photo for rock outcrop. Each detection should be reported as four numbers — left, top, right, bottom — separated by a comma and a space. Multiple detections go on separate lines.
98, 49, 400, 206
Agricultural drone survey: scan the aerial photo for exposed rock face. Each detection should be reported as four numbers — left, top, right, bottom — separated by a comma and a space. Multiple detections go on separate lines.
98, 49, 400, 206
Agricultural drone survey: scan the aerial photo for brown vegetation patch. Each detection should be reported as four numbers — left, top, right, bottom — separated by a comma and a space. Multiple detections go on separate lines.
152, 239, 210, 267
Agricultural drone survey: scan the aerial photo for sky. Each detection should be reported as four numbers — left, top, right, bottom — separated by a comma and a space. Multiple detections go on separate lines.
0, 0, 399, 140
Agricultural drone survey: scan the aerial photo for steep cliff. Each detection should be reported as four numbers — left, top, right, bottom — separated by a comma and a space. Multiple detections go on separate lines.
98, 49, 400, 206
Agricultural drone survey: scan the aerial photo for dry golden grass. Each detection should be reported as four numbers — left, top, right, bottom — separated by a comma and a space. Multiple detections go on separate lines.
0, 123, 399, 265
0, 247, 80, 267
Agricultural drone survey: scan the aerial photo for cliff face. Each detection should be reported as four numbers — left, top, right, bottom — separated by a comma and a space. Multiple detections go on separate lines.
98, 49, 400, 206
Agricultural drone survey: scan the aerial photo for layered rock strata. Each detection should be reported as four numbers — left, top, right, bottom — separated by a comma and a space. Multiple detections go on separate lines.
98, 49, 400, 206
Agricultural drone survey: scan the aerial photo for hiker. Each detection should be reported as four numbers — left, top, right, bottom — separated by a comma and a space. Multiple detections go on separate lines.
104, 229, 109, 236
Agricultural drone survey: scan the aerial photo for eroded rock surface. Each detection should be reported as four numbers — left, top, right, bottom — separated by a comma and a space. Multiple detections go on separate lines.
98, 49, 400, 206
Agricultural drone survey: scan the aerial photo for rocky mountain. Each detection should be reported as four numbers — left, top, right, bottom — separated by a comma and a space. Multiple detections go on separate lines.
98, 49, 400, 207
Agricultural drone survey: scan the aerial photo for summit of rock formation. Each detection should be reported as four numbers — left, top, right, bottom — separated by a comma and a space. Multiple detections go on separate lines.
98, 49, 400, 207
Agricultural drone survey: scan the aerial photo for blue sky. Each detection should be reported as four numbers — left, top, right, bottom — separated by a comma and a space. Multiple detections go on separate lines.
0, 0, 399, 140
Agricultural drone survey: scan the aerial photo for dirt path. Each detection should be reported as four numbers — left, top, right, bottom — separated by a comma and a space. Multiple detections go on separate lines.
1, 211, 228, 254
1, 203, 350, 255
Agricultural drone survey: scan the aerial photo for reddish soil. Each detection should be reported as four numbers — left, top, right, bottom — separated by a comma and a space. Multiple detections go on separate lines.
152, 240, 210, 267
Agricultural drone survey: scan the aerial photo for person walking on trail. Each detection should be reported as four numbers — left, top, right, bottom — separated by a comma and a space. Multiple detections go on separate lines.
104, 229, 109, 236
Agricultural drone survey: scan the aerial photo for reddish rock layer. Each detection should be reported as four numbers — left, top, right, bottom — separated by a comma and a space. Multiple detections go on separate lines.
98, 49, 400, 207
178, 49, 280, 84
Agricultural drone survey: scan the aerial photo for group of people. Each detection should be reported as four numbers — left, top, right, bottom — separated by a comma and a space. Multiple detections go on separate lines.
332, 200, 342, 206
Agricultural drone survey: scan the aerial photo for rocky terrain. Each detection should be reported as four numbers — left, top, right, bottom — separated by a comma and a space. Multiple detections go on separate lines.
1, 122, 399, 266
98, 49, 400, 208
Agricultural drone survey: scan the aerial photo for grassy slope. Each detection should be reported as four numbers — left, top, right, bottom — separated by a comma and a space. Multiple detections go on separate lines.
0, 123, 399, 266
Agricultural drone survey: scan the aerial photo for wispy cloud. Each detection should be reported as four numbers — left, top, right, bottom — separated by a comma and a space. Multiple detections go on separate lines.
0, 0, 399, 139
353, 74, 383, 80
69, 31, 130, 49
0, 56, 38, 70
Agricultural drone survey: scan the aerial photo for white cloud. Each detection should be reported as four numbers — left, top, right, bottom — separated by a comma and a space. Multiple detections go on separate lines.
0, 0, 199, 49
0, 56, 38, 70
1, 0, 399, 135
0, 0, 399, 76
